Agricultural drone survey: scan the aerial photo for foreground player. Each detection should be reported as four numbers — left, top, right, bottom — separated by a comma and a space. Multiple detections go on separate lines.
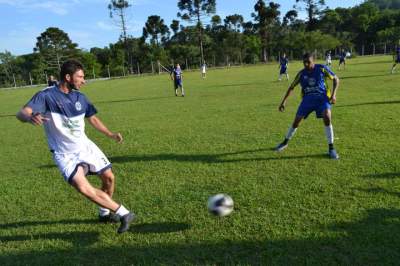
278, 53, 289, 81
275, 53, 340, 159
16, 60, 135, 233
171, 63, 185, 97
391, 46, 400, 74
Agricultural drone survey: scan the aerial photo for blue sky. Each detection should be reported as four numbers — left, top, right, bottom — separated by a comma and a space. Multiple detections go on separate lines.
0, 0, 364, 55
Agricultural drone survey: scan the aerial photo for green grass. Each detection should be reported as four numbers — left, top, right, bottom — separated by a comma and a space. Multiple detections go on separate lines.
0, 56, 400, 265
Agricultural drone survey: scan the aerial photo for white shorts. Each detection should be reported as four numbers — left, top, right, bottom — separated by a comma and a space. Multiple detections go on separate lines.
52, 140, 111, 184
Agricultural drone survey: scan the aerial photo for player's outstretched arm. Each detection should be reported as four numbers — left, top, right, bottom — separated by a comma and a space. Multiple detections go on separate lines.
279, 72, 300, 112
87, 115, 123, 143
16, 107, 48, 126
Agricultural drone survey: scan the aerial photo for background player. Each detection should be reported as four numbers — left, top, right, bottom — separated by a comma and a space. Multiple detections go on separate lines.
278, 53, 289, 81
16, 60, 135, 233
391, 45, 400, 74
325, 51, 332, 66
338, 49, 346, 70
171, 63, 185, 97
275, 53, 340, 159
201, 62, 207, 79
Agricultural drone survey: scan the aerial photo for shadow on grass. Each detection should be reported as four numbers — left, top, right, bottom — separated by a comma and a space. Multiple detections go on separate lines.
109, 149, 328, 164
94, 96, 174, 105
340, 73, 388, 80
130, 222, 191, 234
358, 187, 400, 198
0, 114, 15, 119
336, 100, 400, 108
0, 208, 399, 265
362, 172, 400, 179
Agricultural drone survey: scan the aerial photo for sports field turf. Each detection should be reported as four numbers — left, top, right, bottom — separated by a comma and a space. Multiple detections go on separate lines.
0, 55, 399, 265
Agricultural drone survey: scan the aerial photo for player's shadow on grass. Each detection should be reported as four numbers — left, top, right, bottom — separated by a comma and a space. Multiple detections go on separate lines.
1, 208, 399, 264
130, 222, 191, 234
94, 96, 174, 105
337, 100, 400, 108
109, 149, 327, 164
357, 187, 400, 198
0, 218, 98, 229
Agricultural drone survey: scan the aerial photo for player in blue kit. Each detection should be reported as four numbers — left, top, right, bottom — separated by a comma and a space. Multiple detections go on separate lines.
391, 46, 400, 74
275, 53, 340, 159
16, 60, 136, 233
171, 64, 185, 97
278, 53, 289, 81
338, 50, 346, 70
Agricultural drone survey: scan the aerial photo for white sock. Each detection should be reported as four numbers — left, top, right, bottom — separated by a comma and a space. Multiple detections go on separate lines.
325, 124, 334, 145
99, 207, 110, 217
181, 87, 185, 95
116, 205, 129, 217
286, 74, 289, 80
285, 126, 297, 140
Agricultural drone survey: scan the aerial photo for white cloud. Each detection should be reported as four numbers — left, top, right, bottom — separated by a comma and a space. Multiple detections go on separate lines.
0, 0, 81, 16
96, 21, 115, 31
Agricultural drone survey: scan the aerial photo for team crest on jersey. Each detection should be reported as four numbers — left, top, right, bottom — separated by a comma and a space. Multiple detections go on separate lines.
308, 78, 316, 86
75, 102, 82, 111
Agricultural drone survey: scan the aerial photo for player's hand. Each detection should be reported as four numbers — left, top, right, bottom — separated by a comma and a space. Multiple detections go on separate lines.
279, 103, 285, 112
330, 95, 337, 104
111, 132, 123, 143
30, 113, 49, 126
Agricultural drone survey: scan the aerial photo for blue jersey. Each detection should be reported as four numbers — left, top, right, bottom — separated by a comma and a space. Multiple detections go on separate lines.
25, 85, 97, 153
396, 47, 400, 61
172, 68, 182, 81
280, 57, 288, 68
290, 64, 336, 98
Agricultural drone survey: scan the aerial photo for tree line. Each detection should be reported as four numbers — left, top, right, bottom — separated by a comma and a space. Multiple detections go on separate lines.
0, 0, 399, 88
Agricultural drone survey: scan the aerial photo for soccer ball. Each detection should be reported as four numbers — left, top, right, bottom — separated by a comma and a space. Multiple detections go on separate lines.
207, 194, 234, 217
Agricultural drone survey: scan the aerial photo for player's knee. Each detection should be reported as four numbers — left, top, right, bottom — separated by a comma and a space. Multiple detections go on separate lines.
102, 170, 115, 185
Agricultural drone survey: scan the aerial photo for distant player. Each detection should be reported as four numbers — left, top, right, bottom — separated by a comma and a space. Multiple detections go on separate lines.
338, 50, 346, 70
391, 46, 400, 74
16, 60, 136, 233
201, 63, 207, 79
275, 53, 340, 159
47, 75, 58, 87
171, 64, 185, 97
278, 53, 289, 81
325, 51, 332, 66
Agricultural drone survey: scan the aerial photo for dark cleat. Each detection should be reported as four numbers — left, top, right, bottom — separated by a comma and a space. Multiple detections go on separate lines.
99, 213, 120, 223
117, 212, 136, 234
275, 142, 288, 152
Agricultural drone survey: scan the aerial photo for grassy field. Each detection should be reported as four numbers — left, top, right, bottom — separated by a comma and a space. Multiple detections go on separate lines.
0, 55, 399, 265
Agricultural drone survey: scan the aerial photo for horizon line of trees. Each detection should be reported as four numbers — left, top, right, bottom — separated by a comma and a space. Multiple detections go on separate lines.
0, 0, 399, 88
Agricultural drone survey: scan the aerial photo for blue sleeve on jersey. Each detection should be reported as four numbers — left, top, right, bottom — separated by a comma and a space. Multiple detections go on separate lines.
26, 91, 47, 114
322, 65, 336, 79
83, 96, 97, 118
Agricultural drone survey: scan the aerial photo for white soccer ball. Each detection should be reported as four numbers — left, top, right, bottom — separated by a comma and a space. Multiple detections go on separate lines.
207, 194, 234, 217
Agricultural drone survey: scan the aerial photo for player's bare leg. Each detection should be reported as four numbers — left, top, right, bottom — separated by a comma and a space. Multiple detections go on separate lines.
275, 115, 303, 151
181, 86, 185, 97
71, 167, 135, 233
323, 109, 339, 159
98, 169, 119, 222
391, 63, 397, 74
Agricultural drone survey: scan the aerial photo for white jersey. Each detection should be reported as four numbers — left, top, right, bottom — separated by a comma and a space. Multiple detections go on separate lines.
25, 85, 97, 154
202, 64, 207, 73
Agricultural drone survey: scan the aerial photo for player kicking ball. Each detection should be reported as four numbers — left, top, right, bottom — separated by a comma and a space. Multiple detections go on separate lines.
16, 60, 136, 233
391, 46, 400, 74
275, 53, 340, 160
171, 64, 185, 97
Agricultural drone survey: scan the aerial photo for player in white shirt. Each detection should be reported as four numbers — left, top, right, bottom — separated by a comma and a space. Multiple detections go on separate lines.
201, 63, 207, 79
16, 60, 135, 234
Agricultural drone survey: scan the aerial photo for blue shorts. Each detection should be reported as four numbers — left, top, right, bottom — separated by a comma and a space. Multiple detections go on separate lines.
339, 58, 345, 64
396, 57, 400, 63
280, 67, 287, 74
174, 79, 182, 88
296, 95, 331, 119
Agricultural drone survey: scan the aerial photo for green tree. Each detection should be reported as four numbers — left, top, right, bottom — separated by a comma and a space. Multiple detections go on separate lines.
34, 27, 78, 71
177, 0, 217, 64
295, 0, 326, 31
143, 15, 170, 46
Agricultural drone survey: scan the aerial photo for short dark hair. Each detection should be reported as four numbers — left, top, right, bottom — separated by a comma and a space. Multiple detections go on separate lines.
60, 59, 84, 82
303, 52, 315, 61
